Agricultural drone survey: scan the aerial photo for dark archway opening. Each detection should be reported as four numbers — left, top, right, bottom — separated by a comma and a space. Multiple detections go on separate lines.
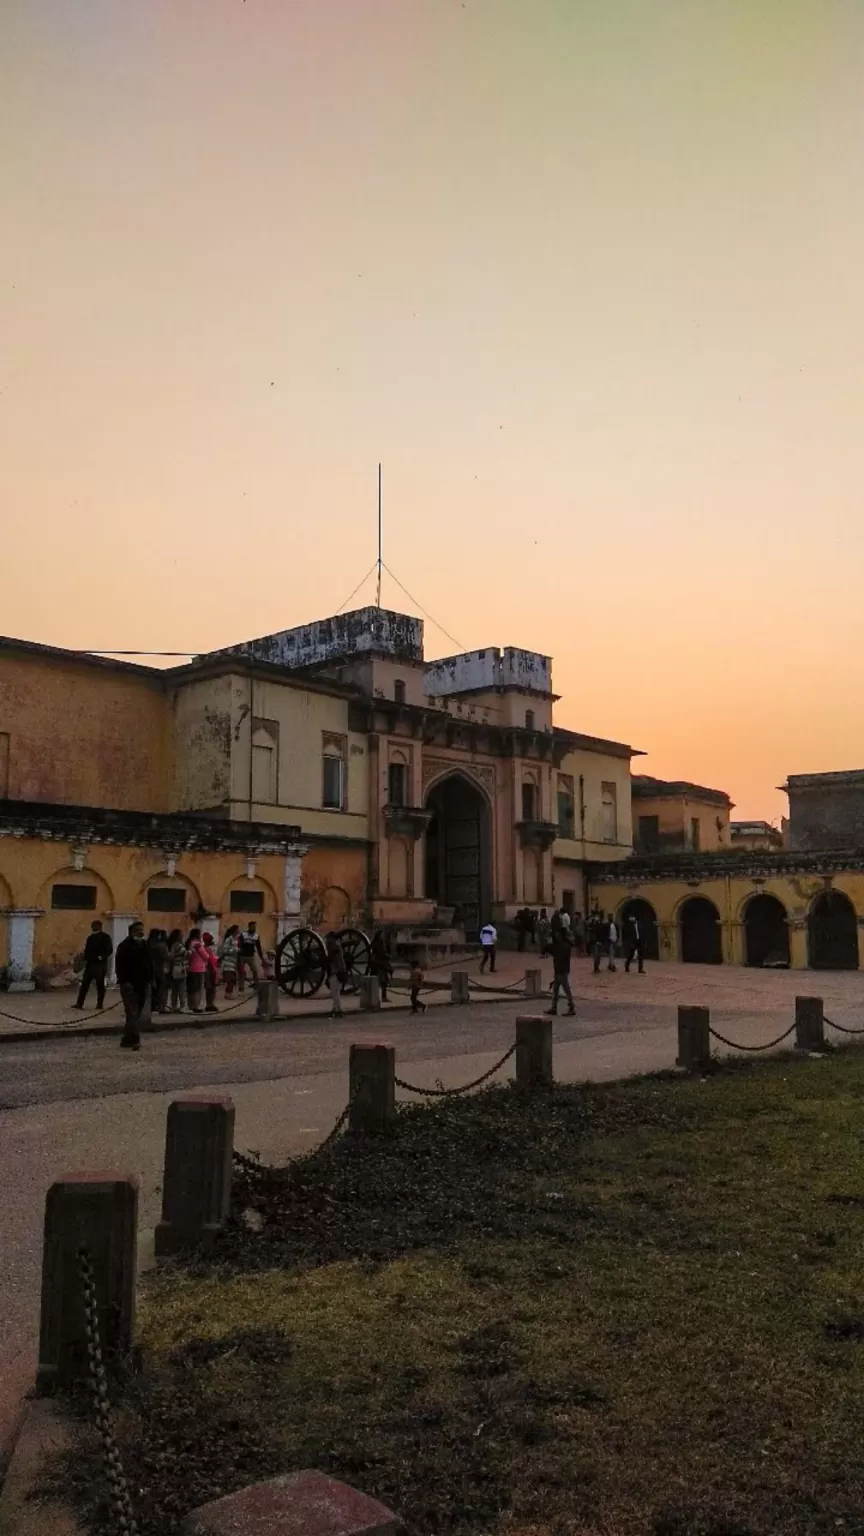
619, 898, 660, 961
808, 890, 859, 970
424, 775, 492, 939
744, 894, 790, 968
679, 896, 722, 964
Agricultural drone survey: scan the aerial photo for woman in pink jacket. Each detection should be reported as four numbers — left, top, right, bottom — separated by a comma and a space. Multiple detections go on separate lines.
186, 927, 208, 1014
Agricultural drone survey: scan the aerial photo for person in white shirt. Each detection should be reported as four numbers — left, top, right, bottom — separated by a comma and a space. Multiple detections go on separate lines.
479, 921, 498, 973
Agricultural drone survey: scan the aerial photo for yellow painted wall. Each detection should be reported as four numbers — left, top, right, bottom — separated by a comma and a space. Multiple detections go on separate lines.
0, 651, 171, 812
227, 673, 370, 840
0, 835, 370, 975
554, 747, 633, 864
633, 793, 730, 852
588, 866, 864, 969
170, 674, 233, 812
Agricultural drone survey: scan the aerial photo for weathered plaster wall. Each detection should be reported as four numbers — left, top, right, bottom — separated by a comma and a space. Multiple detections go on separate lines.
786, 779, 864, 850
424, 646, 551, 698
554, 747, 633, 861
210, 607, 423, 669
633, 792, 730, 852
170, 674, 232, 812
0, 652, 171, 812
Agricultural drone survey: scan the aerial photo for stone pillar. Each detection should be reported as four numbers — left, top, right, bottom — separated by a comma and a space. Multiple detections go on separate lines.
106, 912, 139, 985
795, 996, 825, 1052
524, 968, 542, 999
677, 1006, 711, 1070
515, 1015, 553, 1088
155, 1098, 235, 1257
6, 909, 41, 991
256, 980, 280, 1021
183, 1470, 404, 1536
451, 971, 470, 1005
37, 1173, 138, 1394
358, 975, 382, 1011
788, 917, 808, 970
349, 1044, 395, 1133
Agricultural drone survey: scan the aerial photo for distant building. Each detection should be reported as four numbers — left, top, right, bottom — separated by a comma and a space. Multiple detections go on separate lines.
632, 776, 733, 854
730, 820, 784, 852
781, 771, 864, 851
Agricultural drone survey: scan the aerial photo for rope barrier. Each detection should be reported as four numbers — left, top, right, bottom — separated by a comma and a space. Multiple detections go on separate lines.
394, 1042, 517, 1098
823, 1015, 864, 1036
708, 1023, 797, 1053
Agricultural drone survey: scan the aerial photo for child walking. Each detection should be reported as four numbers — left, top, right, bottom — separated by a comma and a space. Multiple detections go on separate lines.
409, 955, 427, 1015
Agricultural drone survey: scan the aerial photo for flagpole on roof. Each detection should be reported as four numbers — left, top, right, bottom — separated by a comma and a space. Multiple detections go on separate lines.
376, 462, 382, 609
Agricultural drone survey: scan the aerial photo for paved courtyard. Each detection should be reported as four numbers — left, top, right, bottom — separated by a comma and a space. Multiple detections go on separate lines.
1, 955, 863, 1461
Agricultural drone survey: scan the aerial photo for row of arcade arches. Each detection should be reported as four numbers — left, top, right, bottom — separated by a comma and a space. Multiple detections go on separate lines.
618, 890, 860, 970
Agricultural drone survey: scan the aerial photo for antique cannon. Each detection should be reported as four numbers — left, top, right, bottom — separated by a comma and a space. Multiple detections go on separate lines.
275, 925, 372, 998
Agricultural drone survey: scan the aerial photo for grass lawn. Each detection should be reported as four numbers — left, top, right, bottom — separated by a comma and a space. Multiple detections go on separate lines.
61, 1051, 864, 1536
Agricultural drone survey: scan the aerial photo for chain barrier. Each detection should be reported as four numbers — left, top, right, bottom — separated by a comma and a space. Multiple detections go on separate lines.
708, 1022, 797, 1053
76, 1247, 140, 1536
0, 996, 123, 1028
232, 1087, 357, 1182
468, 975, 527, 994
394, 1041, 517, 1098
823, 1015, 864, 1036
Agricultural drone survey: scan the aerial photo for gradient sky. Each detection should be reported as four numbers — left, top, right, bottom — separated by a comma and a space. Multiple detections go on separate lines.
3, 0, 863, 820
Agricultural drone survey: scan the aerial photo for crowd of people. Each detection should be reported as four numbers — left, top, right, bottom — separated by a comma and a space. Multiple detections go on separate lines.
73, 917, 268, 1050
513, 905, 647, 976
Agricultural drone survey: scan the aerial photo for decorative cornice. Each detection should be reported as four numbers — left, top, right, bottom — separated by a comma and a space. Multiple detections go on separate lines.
589, 848, 864, 883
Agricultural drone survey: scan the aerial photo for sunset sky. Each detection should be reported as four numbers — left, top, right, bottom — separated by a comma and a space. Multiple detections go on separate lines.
3, 0, 863, 820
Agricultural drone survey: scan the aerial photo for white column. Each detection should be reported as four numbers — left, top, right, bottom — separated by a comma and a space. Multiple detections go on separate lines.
7, 910, 41, 991
277, 845, 308, 940
202, 914, 221, 942
106, 912, 139, 985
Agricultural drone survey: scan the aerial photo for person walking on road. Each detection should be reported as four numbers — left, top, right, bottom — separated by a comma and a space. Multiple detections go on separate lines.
73, 920, 113, 1011
624, 912, 645, 974
326, 930, 347, 1018
238, 921, 264, 991
115, 920, 152, 1050
547, 928, 576, 1016
409, 954, 427, 1014
370, 928, 392, 1002
592, 912, 616, 973
479, 920, 498, 973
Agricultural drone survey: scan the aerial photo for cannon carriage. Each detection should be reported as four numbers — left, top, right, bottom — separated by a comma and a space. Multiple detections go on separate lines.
275, 925, 372, 998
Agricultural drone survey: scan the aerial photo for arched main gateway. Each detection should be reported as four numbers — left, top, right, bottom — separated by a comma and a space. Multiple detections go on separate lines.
424, 773, 492, 939
808, 890, 859, 970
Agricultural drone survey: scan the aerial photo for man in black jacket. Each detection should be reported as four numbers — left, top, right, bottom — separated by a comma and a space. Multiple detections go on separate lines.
115, 920, 152, 1050
73, 920, 114, 1011
547, 928, 576, 1016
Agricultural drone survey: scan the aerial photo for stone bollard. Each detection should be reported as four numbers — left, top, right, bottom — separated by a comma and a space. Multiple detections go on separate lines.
676, 1006, 711, 1070
256, 979, 280, 1021
155, 1098, 235, 1258
515, 1015, 553, 1089
37, 1173, 138, 1395
524, 968, 542, 999
451, 970, 470, 1005
358, 975, 382, 1011
795, 995, 825, 1052
349, 1044, 396, 1133
183, 1470, 404, 1536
